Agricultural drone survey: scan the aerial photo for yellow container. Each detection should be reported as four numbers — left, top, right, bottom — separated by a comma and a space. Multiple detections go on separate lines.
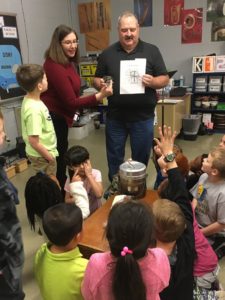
80, 65, 91, 76
15, 159, 28, 173
5, 165, 16, 179
90, 64, 97, 75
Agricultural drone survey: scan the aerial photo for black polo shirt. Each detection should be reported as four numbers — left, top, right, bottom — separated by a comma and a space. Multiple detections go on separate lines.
95, 40, 168, 122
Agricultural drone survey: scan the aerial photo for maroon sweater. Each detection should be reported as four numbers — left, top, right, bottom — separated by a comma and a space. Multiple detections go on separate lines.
41, 58, 98, 127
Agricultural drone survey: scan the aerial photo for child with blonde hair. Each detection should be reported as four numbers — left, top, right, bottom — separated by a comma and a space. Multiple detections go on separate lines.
190, 147, 225, 259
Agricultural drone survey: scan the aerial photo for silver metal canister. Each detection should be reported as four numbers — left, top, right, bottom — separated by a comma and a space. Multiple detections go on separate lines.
119, 159, 146, 199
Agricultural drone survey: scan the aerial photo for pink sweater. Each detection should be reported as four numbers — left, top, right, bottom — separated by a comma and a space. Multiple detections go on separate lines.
82, 248, 170, 300
193, 211, 218, 276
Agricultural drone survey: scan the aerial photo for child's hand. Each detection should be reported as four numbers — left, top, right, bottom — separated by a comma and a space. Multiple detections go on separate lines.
71, 168, 82, 182
84, 160, 92, 177
154, 126, 177, 157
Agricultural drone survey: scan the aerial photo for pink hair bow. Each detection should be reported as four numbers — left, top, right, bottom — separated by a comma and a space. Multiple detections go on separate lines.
121, 246, 133, 256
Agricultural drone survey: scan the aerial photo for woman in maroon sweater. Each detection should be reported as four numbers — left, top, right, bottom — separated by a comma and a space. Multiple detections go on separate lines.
41, 25, 112, 191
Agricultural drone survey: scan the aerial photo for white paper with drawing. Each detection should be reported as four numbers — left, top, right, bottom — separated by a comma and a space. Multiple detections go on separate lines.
120, 59, 146, 94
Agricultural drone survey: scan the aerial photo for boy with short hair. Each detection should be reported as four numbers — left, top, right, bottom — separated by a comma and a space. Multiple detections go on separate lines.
34, 203, 88, 300
190, 147, 225, 258
0, 111, 25, 299
16, 64, 58, 175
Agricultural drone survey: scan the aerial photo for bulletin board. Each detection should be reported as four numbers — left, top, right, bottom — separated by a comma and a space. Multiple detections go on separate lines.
0, 13, 24, 101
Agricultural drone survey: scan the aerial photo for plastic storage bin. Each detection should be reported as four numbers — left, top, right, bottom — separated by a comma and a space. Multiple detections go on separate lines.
182, 114, 202, 140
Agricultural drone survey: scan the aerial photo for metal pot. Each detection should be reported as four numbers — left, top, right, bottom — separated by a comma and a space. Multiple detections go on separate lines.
119, 159, 146, 199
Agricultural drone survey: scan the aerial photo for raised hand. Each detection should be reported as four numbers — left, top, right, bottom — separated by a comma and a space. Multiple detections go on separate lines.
154, 125, 177, 157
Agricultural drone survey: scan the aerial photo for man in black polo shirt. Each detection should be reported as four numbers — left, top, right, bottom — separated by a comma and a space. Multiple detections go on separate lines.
94, 11, 169, 182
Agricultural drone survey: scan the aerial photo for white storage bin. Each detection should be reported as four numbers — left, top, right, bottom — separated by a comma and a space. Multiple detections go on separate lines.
195, 76, 207, 84
209, 76, 222, 85
87, 119, 95, 132
68, 125, 89, 140
208, 84, 221, 92
195, 84, 207, 92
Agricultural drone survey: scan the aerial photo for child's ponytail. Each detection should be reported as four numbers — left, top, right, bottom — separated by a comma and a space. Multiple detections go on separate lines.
106, 200, 155, 300
113, 250, 146, 300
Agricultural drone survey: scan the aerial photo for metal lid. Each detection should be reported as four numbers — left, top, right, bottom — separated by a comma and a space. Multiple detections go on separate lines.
119, 159, 146, 178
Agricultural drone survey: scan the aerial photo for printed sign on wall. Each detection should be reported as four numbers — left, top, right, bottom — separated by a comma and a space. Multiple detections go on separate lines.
0, 14, 24, 100
192, 56, 225, 73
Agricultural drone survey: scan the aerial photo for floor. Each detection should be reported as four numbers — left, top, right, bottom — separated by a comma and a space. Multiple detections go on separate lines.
11, 126, 225, 299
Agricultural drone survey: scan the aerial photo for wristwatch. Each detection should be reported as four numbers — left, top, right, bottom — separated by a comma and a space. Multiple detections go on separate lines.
164, 152, 176, 163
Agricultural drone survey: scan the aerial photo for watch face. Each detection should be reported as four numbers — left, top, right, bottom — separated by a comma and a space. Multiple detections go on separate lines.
165, 153, 175, 162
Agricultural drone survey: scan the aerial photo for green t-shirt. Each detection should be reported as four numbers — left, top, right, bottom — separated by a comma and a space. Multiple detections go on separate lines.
34, 243, 88, 300
21, 97, 58, 157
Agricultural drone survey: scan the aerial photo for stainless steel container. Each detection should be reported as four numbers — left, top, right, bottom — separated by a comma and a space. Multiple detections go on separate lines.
119, 160, 146, 199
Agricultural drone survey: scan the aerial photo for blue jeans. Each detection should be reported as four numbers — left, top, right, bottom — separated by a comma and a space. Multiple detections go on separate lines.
105, 117, 154, 181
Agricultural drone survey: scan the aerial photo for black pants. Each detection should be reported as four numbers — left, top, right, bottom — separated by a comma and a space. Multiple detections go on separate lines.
50, 112, 68, 192
0, 275, 25, 300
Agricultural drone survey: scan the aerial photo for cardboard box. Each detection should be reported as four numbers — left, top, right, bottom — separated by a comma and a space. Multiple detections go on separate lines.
5, 165, 16, 179
15, 159, 28, 173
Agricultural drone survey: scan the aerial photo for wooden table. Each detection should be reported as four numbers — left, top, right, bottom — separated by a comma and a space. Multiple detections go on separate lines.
78, 189, 159, 258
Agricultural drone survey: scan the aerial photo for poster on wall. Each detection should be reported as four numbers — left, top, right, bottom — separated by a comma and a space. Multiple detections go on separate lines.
78, 0, 111, 33
0, 13, 24, 100
164, 0, 184, 26
181, 8, 203, 44
85, 30, 109, 51
134, 0, 152, 27
207, 0, 225, 22
211, 20, 225, 41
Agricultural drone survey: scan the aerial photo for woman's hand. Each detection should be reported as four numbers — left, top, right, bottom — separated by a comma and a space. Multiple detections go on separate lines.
95, 80, 113, 102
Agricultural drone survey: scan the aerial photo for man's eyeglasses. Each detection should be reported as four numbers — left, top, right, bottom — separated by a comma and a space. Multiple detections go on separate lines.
62, 40, 79, 46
